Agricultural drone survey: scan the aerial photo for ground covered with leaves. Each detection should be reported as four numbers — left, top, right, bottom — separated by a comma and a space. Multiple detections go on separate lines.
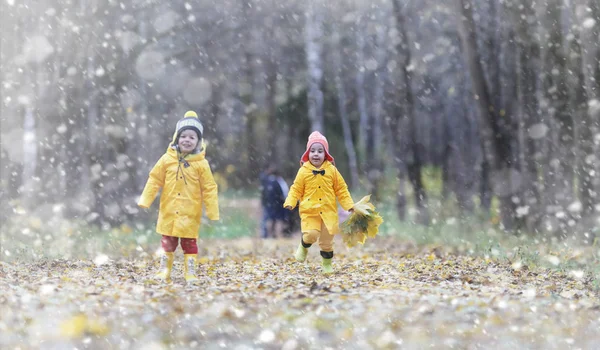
1, 236, 599, 349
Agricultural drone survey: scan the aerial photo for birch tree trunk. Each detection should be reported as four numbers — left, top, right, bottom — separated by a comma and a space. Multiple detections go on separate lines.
305, 0, 324, 132
22, 99, 38, 210
21, 9, 46, 210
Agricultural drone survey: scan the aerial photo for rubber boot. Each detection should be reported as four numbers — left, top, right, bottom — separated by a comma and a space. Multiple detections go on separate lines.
321, 257, 333, 274
294, 243, 308, 262
155, 252, 174, 282
184, 254, 200, 284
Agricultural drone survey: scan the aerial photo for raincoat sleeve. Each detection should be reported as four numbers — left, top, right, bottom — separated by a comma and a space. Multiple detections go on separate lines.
199, 160, 220, 220
138, 156, 166, 208
283, 168, 305, 209
333, 168, 354, 211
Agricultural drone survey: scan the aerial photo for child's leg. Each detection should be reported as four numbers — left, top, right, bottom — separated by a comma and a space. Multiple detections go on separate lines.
261, 209, 269, 238
294, 216, 321, 262
302, 230, 320, 246
181, 238, 199, 283
156, 235, 178, 282
317, 222, 333, 253
266, 219, 275, 238
273, 219, 284, 238
294, 230, 319, 262
318, 223, 334, 274
161, 235, 179, 252
180, 238, 198, 254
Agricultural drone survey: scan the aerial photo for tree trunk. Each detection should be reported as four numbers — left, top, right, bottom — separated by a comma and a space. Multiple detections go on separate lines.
515, 0, 542, 230
265, 60, 279, 167
392, 0, 429, 225
456, 0, 520, 229
241, 0, 258, 183
21, 99, 38, 210
581, 0, 600, 211
332, 26, 359, 190
583, 0, 600, 101
497, 11, 519, 231
565, 14, 589, 230
305, 0, 324, 132
355, 18, 369, 166
543, 0, 573, 235
207, 83, 225, 171
455, 0, 500, 172
367, 12, 388, 202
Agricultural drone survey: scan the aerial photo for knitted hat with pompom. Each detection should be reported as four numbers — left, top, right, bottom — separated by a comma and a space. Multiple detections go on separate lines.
171, 110, 203, 146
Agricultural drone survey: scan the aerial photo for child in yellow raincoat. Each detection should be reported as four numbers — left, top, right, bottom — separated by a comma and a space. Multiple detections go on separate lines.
284, 131, 354, 274
138, 111, 219, 284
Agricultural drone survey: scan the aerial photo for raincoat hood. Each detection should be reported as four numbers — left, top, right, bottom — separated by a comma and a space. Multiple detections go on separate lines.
301, 131, 335, 165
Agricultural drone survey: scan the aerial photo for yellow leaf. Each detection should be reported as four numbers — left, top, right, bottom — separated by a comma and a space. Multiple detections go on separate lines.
60, 315, 88, 338
87, 320, 109, 336
120, 224, 133, 234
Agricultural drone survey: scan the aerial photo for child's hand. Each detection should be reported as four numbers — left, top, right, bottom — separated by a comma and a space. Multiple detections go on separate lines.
285, 205, 293, 210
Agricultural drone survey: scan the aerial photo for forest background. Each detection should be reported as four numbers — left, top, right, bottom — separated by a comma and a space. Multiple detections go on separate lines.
1, 0, 600, 256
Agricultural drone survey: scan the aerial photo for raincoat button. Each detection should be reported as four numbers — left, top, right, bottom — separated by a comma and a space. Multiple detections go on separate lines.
320, 212, 322, 214
178, 193, 180, 195
319, 198, 322, 201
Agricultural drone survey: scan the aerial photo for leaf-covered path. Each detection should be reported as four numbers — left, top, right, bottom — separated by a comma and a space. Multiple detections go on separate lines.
1, 237, 599, 349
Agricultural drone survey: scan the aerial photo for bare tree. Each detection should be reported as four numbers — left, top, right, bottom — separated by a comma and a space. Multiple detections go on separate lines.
392, 0, 429, 225
541, 0, 573, 235
455, 0, 518, 230
332, 23, 359, 189
305, 0, 325, 132
515, 0, 542, 230
580, 0, 600, 212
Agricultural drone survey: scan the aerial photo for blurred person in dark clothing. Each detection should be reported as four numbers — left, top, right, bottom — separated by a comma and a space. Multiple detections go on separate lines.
259, 167, 289, 238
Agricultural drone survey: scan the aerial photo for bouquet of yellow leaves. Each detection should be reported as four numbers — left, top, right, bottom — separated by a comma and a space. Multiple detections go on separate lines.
340, 195, 383, 248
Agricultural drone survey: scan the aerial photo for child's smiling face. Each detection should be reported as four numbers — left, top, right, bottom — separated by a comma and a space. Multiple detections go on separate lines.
178, 129, 199, 154
309, 143, 325, 168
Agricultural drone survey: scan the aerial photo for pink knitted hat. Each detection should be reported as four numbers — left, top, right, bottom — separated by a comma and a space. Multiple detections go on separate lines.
300, 131, 335, 164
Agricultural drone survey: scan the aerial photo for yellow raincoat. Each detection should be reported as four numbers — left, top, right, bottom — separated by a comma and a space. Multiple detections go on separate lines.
284, 160, 353, 235
138, 145, 219, 239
